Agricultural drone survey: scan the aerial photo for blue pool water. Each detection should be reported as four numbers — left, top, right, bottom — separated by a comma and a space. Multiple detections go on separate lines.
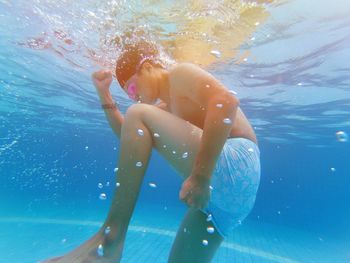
1, 0, 350, 262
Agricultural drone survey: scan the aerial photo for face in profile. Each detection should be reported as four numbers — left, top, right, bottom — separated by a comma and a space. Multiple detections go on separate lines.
122, 62, 159, 104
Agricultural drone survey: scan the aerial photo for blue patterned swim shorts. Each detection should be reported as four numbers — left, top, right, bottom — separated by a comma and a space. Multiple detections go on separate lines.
199, 137, 261, 238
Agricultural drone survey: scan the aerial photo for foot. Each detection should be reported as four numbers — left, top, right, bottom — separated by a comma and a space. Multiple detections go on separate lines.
39, 228, 124, 263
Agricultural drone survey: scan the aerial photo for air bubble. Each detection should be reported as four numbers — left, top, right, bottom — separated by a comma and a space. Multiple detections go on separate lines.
223, 118, 232, 124
206, 214, 212, 222
99, 193, 107, 200
114, 167, 118, 173
248, 148, 254, 153
182, 152, 188, 158
216, 103, 223, 108
153, 133, 160, 138
205, 84, 210, 88
330, 167, 336, 172
137, 129, 144, 136
207, 226, 215, 234
97, 244, 104, 257
202, 240, 209, 246
98, 183, 103, 189
136, 161, 143, 167
85, 146, 89, 150
116, 182, 120, 187
210, 50, 221, 58
149, 183, 157, 188
335, 131, 348, 142
228, 90, 237, 95
104, 226, 111, 235
172, 150, 176, 154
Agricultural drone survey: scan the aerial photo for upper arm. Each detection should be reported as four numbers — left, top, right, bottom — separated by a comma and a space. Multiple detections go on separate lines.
172, 63, 239, 107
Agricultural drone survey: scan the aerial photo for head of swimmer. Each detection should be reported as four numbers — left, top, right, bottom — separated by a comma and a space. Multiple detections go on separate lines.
115, 42, 168, 105
124, 59, 166, 104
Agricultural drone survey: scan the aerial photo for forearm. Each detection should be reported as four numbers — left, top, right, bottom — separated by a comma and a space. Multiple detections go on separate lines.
98, 90, 124, 138
193, 96, 239, 178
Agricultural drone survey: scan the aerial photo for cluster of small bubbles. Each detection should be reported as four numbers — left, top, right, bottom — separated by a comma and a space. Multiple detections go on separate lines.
172, 150, 176, 154
114, 167, 118, 173
153, 133, 160, 138
335, 131, 348, 142
149, 182, 157, 188
85, 146, 89, 150
99, 193, 107, 200
136, 161, 143, 167
202, 240, 209, 246
97, 244, 104, 257
182, 152, 188, 158
98, 183, 103, 189
247, 147, 254, 153
210, 50, 221, 58
137, 129, 144, 136
206, 214, 212, 222
330, 167, 336, 172
216, 103, 223, 108
104, 226, 111, 235
207, 226, 215, 234
116, 182, 120, 187
223, 118, 232, 125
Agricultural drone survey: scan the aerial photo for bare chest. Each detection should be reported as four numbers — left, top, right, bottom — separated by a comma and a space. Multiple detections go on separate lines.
169, 95, 206, 127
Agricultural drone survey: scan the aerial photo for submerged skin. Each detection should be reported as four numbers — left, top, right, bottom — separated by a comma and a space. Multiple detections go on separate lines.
41, 62, 257, 263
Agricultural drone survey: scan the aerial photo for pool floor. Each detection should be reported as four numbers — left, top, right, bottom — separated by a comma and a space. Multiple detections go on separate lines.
0, 205, 348, 263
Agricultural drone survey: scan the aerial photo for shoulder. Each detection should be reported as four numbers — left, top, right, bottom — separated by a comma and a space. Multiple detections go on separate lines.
169, 63, 234, 104
170, 62, 206, 79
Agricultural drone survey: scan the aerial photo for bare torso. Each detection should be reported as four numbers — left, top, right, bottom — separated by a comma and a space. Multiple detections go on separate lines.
167, 94, 258, 144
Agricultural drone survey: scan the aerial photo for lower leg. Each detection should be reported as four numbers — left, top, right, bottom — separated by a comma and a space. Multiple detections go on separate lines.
168, 208, 224, 263
102, 114, 154, 245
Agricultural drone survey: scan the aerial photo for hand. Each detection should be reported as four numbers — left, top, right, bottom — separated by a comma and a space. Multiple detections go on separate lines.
92, 70, 113, 93
179, 173, 211, 210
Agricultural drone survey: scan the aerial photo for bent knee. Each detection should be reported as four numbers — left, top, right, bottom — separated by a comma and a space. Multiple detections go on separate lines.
125, 103, 153, 119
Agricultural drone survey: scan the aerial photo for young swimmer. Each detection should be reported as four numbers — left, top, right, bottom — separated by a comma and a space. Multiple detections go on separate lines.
42, 40, 261, 263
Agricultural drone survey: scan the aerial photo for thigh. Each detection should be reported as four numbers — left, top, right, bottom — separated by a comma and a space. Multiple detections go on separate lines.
126, 103, 203, 178
167, 208, 224, 263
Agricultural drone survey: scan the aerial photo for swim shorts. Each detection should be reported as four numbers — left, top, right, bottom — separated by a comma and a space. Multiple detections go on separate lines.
199, 137, 261, 238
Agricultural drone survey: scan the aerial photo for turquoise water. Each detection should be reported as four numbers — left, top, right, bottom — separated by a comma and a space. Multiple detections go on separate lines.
1, 0, 350, 262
